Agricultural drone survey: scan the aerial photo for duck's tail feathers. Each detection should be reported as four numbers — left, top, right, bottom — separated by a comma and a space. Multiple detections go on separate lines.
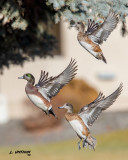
86, 135, 97, 151
96, 53, 107, 64
49, 108, 58, 119
101, 54, 107, 64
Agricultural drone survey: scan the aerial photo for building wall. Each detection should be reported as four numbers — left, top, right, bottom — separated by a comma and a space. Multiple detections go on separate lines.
0, 21, 128, 120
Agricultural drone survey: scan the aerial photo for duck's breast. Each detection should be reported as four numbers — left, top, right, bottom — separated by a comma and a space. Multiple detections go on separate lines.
27, 94, 48, 111
79, 40, 98, 57
69, 119, 86, 139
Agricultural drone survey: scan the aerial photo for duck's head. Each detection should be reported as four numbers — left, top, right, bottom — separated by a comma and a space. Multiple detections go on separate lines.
58, 103, 73, 113
18, 73, 35, 85
71, 22, 85, 32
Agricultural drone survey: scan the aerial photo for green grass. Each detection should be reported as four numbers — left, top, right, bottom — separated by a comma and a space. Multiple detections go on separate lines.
0, 129, 128, 160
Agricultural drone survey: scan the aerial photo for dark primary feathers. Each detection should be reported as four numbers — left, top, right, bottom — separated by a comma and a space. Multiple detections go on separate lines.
35, 58, 77, 99
36, 71, 53, 87
89, 9, 119, 44
86, 19, 99, 35
79, 83, 123, 127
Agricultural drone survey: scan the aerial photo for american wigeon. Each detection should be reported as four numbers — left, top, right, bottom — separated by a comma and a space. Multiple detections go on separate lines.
59, 83, 123, 150
18, 58, 77, 118
72, 9, 119, 63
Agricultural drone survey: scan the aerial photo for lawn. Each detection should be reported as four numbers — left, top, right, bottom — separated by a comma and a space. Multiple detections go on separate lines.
0, 129, 128, 160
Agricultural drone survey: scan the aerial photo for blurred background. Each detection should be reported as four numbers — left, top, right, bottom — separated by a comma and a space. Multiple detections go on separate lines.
0, 1, 128, 160
0, 21, 128, 160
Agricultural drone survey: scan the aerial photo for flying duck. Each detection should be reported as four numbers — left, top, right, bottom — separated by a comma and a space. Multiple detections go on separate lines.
18, 58, 77, 118
58, 83, 123, 150
72, 9, 119, 63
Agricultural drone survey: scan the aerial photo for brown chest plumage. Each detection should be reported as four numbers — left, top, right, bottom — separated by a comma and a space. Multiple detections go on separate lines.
65, 113, 90, 137
25, 83, 51, 107
77, 32, 102, 53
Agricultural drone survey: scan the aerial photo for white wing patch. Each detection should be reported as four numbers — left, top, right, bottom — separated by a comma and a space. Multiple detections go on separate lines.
79, 41, 98, 57
27, 94, 48, 111
69, 120, 86, 139
38, 88, 50, 102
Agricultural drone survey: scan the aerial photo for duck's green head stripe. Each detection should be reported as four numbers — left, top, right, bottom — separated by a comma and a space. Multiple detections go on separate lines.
27, 74, 32, 78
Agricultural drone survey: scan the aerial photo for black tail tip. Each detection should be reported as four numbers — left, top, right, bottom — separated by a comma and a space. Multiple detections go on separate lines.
49, 108, 58, 119
102, 55, 107, 64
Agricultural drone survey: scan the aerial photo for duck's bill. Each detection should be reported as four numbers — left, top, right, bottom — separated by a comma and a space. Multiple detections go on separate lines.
18, 76, 24, 79
58, 106, 64, 109
71, 24, 76, 27
70, 20, 76, 27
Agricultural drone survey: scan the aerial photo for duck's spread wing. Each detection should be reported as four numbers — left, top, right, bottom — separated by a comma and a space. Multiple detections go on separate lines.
78, 92, 105, 114
35, 58, 77, 99
79, 83, 123, 127
89, 9, 119, 44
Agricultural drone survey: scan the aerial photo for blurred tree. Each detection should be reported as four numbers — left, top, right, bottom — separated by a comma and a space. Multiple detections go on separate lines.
47, 0, 128, 30
0, 0, 128, 73
0, 0, 58, 73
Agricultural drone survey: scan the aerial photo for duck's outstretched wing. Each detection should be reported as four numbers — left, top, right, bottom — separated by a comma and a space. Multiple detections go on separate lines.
78, 83, 123, 127
89, 9, 119, 44
78, 92, 105, 114
35, 58, 77, 100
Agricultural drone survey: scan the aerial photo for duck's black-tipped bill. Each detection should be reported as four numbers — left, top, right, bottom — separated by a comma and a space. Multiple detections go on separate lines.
49, 108, 58, 119
18, 76, 24, 79
70, 20, 76, 27
71, 24, 76, 27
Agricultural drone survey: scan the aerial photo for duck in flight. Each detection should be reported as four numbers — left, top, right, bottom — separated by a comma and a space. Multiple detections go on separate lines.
18, 58, 77, 118
58, 83, 123, 150
72, 9, 119, 63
